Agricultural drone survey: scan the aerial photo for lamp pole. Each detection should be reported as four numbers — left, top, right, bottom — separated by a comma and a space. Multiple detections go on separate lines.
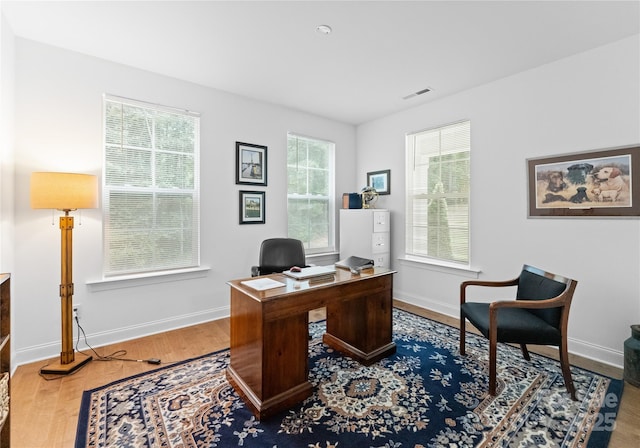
40, 210, 92, 375
59, 211, 74, 364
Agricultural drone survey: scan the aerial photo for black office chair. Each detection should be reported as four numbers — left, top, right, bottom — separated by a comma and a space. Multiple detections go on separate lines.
460, 264, 578, 399
251, 238, 308, 277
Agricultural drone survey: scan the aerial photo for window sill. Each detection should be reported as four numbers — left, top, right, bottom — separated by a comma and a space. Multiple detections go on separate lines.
305, 251, 340, 266
397, 256, 481, 279
306, 251, 339, 259
87, 266, 211, 291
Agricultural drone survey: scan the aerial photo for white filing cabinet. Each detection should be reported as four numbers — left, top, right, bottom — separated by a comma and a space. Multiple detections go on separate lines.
339, 209, 390, 268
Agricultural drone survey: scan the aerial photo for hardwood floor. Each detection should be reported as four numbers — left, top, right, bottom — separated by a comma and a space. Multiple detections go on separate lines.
10, 302, 639, 447
11, 318, 231, 447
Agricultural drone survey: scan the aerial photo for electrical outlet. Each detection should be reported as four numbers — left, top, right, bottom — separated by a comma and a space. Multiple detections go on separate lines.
73, 304, 81, 319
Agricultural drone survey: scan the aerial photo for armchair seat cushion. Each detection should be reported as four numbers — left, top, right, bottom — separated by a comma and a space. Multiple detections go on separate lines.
461, 302, 562, 346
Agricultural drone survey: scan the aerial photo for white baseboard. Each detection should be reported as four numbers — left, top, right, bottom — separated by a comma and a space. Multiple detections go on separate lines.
393, 290, 624, 369
17, 294, 625, 371
394, 290, 459, 319
14, 306, 230, 367
567, 338, 623, 370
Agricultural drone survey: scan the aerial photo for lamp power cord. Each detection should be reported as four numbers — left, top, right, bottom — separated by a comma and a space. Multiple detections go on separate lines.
38, 314, 168, 380
74, 315, 162, 364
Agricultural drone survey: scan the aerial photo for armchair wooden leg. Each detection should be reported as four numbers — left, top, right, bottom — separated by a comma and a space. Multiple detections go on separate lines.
520, 344, 530, 361
558, 339, 577, 400
488, 309, 499, 396
460, 316, 466, 356
489, 336, 497, 396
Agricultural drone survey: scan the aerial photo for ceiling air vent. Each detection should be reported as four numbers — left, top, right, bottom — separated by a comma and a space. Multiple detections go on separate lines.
403, 87, 432, 100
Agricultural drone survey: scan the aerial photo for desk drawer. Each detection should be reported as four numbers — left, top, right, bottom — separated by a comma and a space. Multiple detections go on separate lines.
372, 232, 389, 253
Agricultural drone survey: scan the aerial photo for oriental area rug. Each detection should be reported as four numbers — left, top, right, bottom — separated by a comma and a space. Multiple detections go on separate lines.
76, 309, 622, 448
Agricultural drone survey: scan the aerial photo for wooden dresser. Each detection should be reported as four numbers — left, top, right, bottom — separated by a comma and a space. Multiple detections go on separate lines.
0, 274, 10, 448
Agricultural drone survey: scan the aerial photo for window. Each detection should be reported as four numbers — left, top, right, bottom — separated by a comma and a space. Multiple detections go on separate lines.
287, 133, 335, 254
406, 120, 470, 265
103, 95, 200, 276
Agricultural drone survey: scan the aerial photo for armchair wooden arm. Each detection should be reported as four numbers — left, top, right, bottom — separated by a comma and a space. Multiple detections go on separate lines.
460, 277, 519, 305
488, 293, 570, 310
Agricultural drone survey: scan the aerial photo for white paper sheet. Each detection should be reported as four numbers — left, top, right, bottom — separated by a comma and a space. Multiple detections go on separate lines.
241, 278, 286, 291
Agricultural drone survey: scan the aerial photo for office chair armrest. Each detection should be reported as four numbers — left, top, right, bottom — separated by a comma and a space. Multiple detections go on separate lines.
460, 277, 520, 304
251, 266, 260, 277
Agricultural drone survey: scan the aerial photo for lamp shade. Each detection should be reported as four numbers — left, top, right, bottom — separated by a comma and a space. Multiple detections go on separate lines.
31, 172, 99, 210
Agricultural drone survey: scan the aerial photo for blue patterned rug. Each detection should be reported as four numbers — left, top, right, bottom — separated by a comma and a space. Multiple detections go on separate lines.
76, 308, 622, 447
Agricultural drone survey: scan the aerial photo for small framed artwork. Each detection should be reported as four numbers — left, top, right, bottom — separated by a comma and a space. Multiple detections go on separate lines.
367, 169, 391, 195
527, 145, 640, 217
239, 190, 265, 224
236, 141, 267, 186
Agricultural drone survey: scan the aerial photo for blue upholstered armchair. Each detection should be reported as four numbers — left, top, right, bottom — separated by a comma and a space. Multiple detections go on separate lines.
460, 264, 578, 400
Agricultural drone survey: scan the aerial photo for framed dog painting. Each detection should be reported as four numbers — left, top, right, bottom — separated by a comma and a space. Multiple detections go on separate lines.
527, 145, 640, 217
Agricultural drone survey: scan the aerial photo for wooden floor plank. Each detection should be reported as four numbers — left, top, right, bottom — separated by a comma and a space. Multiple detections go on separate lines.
10, 302, 639, 447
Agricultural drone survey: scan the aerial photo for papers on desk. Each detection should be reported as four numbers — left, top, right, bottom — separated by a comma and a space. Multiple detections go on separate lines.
283, 265, 336, 280
241, 278, 285, 291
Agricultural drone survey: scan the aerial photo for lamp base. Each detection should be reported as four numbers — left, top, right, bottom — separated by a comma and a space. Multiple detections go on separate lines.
40, 353, 93, 375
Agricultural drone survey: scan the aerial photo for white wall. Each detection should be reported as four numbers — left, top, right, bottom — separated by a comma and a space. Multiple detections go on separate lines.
0, 13, 15, 274
357, 35, 640, 367
7, 29, 640, 369
12, 38, 355, 365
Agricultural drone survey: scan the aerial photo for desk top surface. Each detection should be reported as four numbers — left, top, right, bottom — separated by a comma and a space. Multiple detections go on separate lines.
228, 267, 395, 301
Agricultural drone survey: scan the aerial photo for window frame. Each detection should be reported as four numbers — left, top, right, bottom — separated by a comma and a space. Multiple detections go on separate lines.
102, 94, 201, 278
405, 120, 471, 267
286, 132, 336, 255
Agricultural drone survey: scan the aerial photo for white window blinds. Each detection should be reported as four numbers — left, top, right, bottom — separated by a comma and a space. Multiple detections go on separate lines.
103, 95, 201, 276
287, 133, 335, 254
406, 120, 470, 264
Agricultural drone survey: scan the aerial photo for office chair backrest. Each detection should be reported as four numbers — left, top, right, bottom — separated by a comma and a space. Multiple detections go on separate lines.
258, 238, 306, 275
516, 264, 572, 328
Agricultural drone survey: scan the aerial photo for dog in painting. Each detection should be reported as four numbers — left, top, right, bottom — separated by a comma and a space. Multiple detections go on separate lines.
593, 167, 628, 192
546, 171, 567, 192
591, 166, 628, 202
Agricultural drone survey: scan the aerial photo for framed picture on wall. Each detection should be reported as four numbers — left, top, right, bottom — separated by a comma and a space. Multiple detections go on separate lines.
367, 169, 391, 195
239, 190, 265, 224
527, 145, 640, 217
236, 142, 267, 186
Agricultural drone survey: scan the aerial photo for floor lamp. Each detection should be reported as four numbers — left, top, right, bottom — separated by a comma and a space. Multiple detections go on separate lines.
31, 172, 98, 375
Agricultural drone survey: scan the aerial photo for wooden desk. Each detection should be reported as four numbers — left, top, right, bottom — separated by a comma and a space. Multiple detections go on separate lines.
226, 267, 396, 419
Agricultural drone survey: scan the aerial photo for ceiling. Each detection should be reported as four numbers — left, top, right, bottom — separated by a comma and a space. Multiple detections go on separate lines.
3, 1, 639, 125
